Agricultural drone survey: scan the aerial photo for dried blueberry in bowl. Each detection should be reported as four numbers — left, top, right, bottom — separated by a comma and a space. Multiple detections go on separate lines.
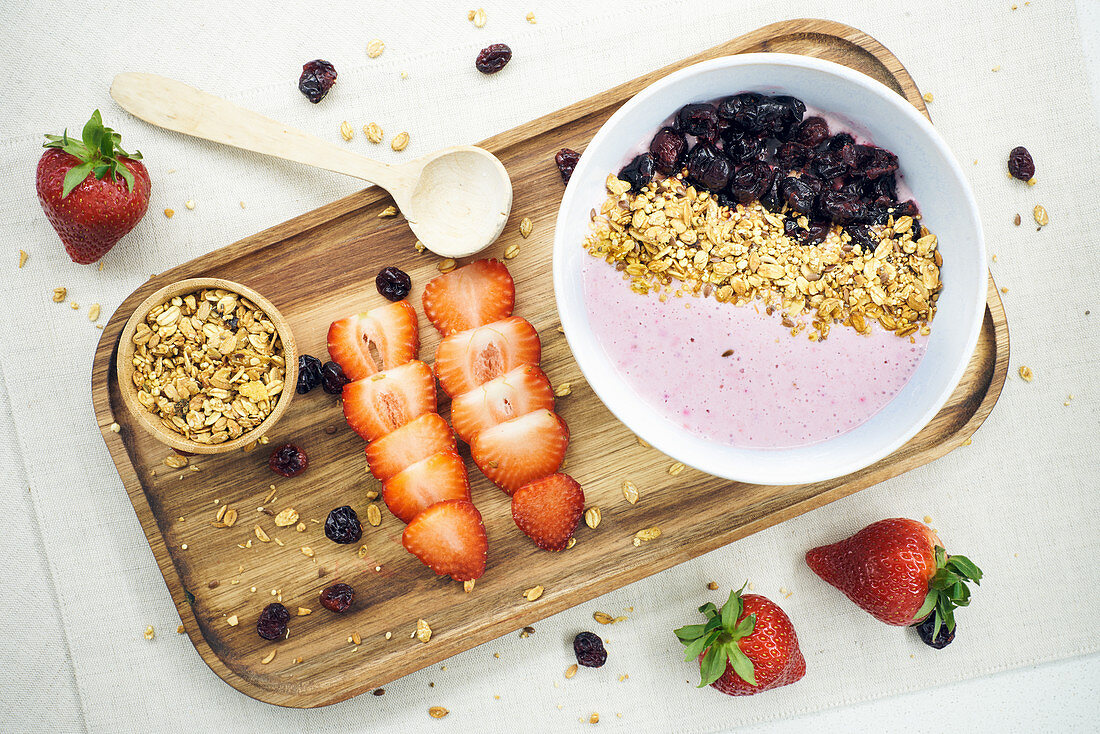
617, 153, 656, 193
649, 127, 687, 175
684, 142, 732, 192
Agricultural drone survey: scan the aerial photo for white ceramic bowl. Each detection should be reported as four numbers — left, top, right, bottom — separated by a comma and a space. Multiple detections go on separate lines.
553, 53, 986, 485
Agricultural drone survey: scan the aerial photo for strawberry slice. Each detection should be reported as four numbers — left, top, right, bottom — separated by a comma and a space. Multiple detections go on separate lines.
433, 317, 541, 398
511, 473, 585, 551
327, 300, 419, 381
383, 451, 471, 523
422, 259, 515, 336
366, 413, 456, 482
401, 499, 488, 581
450, 364, 554, 443
342, 360, 436, 442
469, 409, 569, 494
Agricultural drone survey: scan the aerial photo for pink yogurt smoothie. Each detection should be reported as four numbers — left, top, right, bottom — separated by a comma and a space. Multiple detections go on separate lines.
581, 256, 929, 449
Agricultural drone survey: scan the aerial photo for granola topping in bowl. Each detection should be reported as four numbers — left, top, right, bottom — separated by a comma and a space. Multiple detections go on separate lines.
128, 287, 286, 444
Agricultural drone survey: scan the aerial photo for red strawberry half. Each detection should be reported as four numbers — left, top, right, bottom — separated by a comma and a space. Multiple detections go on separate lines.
469, 409, 568, 494
401, 499, 488, 581
510, 473, 584, 551
37, 110, 150, 265
342, 360, 436, 442
327, 300, 419, 381
422, 259, 515, 335
806, 518, 981, 638
449, 364, 554, 443
433, 317, 541, 398
675, 586, 805, 697
383, 450, 471, 524
365, 412, 456, 482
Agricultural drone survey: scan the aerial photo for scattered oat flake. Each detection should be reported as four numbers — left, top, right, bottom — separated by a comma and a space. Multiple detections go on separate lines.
438, 258, 456, 273
52, 287, 66, 302
1033, 205, 1049, 227
1018, 365, 1034, 382
416, 619, 432, 643
177, 624, 186, 634
185, 199, 196, 210
240, 201, 246, 209
464, 579, 476, 593
254, 525, 271, 542
590, 713, 600, 724
367, 504, 382, 526
524, 585, 544, 601
366, 39, 385, 58
18, 250, 28, 268
554, 382, 572, 397
274, 507, 299, 527
378, 205, 398, 218
593, 611, 614, 624
429, 707, 449, 719
621, 480, 639, 504
110, 422, 121, 433
992, 65, 1001, 72
504, 243, 520, 260
566, 537, 576, 549
261, 649, 277, 664
301, 546, 314, 558
565, 663, 578, 679
391, 131, 410, 152
364, 122, 384, 143
472, 7, 486, 26
668, 462, 685, 476
526, 11, 536, 22
634, 527, 662, 544
519, 217, 533, 238
143, 625, 155, 640
164, 208, 174, 218
340, 121, 354, 141
584, 507, 601, 529
923, 515, 934, 524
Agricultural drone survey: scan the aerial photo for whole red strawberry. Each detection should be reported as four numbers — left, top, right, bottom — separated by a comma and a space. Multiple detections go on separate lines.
36, 110, 150, 264
806, 518, 981, 646
674, 586, 805, 696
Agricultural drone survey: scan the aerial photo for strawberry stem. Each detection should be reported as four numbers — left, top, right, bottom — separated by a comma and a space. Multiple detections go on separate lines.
674, 583, 758, 688
911, 546, 982, 639
43, 110, 142, 197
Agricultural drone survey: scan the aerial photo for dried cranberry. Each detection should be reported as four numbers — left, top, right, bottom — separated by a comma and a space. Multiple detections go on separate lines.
257, 603, 291, 640
915, 614, 955, 649
299, 60, 337, 104
783, 219, 801, 238
863, 174, 898, 202
475, 43, 512, 75
296, 355, 323, 394
1007, 146, 1035, 181
649, 127, 687, 175
319, 582, 355, 613
893, 200, 920, 219
321, 361, 350, 394
776, 141, 812, 170
728, 161, 776, 205
573, 631, 607, 668
779, 176, 819, 214
718, 93, 801, 136
618, 153, 656, 193
817, 191, 864, 224
847, 223, 879, 252
376, 266, 412, 302
795, 116, 830, 148
827, 132, 856, 151
554, 148, 580, 184
676, 103, 719, 141
846, 145, 898, 181
802, 221, 831, 246
813, 150, 847, 180
722, 130, 765, 166
717, 93, 763, 124
684, 142, 732, 192
760, 173, 783, 212
269, 444, 308, 477
325, 505, 362, 544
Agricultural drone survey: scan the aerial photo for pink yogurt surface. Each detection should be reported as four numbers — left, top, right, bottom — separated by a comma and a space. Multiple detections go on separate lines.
581, 256, 929, 449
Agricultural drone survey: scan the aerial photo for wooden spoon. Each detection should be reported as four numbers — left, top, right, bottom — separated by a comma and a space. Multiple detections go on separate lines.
109, 72, 512, 258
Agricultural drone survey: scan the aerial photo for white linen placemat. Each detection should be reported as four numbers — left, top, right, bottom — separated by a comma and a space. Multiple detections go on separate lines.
0, 1, 1097, 732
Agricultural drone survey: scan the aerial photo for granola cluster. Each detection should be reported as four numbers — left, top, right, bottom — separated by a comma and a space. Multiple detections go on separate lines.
129, 288, 286, 443
584, 173, 942, 340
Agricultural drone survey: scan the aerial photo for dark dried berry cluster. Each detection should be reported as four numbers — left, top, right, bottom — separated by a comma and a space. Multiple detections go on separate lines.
299, 60, 337, 104
320, 360, 349, 394
325, 505, 363, 544
297, 354, 324, 394
320, 582, 356, 613
573, 631, 607, 668
1007, 146, 1035, 181
915, 614, 955, 649
619, 92, 920, 249
376, 266, 412, 302
257, 602, 291, 640
269, 444, 309, 477
555, 148, 580, 184
475, 43, 512, 74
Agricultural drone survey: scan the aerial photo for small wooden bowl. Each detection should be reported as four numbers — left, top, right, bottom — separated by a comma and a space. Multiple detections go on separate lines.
116, 277, 298, 455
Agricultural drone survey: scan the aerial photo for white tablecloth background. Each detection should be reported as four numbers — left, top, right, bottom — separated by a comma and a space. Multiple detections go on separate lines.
1, 1, 1097, 732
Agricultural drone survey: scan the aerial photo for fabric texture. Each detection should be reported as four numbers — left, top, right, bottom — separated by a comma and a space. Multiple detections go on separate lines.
0, 1, 1097, 732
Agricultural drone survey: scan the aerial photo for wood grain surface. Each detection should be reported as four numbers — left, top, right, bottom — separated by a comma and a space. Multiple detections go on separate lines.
90, 19, 1010, 708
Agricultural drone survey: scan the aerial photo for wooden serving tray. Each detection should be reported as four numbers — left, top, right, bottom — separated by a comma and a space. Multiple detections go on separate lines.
92, 19, 1009, 708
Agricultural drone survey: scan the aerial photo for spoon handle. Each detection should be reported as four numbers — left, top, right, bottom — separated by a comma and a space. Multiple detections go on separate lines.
110, 72, 406, 194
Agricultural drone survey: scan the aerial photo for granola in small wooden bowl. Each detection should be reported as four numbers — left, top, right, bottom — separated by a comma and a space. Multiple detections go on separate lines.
116, 278, 298, 454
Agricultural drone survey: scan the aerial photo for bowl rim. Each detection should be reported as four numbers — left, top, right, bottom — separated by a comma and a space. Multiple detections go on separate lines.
115, 277, 298, 455
552, 52, 987, 485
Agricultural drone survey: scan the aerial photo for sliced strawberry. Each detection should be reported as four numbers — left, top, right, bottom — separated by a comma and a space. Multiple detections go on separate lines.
366, 413, 456, 482
383, 451, 471, 523
450, 364, 554, 443
469, 409, 569, 494
401, 499, 488, 581
327, 300, 419, 380
511, 473, 585, 551
433, 317, 541, 398
422, 259, 515, 335
342, 360, 436, 442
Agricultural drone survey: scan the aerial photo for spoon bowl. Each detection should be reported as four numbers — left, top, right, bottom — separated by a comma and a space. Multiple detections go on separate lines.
110, 73, 512, 258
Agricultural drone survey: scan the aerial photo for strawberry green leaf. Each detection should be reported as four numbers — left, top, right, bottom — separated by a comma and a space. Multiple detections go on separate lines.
682, 634, 710, 662
727, 643, 758, 686
674, 624, 707, 643
913, 588, 937, 623
946, 554, 982, 583
911, 547, 982, 625
697, 602, 718, 617
720, 588, 740, 631
62, 161, 96, 197
732, 613, 756, 639
115, 159, 136, 192
92, 164, 111, 179
698, 644, 729, 688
